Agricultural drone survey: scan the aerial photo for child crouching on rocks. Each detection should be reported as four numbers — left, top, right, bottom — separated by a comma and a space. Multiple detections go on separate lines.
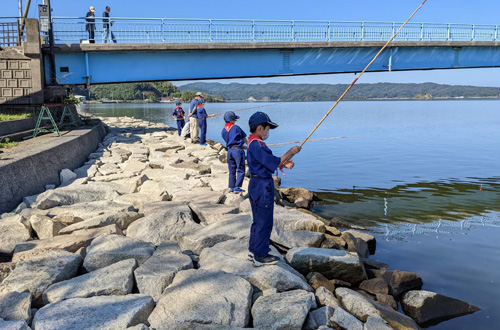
221, 111, 248, 193
247, 111, 301, 266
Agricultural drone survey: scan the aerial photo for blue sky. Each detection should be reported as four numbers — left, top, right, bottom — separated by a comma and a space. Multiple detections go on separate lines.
5, 0, 500, 87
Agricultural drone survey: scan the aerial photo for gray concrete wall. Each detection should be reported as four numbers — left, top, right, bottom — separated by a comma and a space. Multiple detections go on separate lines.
0, 118, 36, 136
0, 122, 106, 213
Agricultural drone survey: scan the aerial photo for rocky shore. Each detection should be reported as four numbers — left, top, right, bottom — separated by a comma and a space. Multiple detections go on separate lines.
0, 117, 479, 330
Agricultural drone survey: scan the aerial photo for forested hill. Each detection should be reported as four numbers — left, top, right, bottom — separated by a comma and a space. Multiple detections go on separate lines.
179, 82, 500, 101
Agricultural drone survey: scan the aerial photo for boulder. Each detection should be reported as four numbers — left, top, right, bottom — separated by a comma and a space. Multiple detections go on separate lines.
122, 160, 150, 173
303, 306, 334, 330
126, 202, 201, 245
307, 272, 336, 292
83, 234, 155, 272
58, 211, 143, 234
0, 291, 31, 322
114, 194, 157, 210
44, 201, 135, 221
0, 249, 82, 307
59, 169, 77, 184
43, 259, 138, 304
285, 247, 367, 285
98, 163, 121, 176
360, 278, 390, 295
335, 287, 420, 330
315, 286, 341, 309
0, 318, 30, 330
0, 263, 15, 283
364, 315, 395, 330
32, 295, 154, 330
29, 215, 65, 239
188, 202, 239, 225
252, 289, 316, 330
148, 269, 253, 328
271, 228, 325, 249
280, 187, 316, 204
223, 192, 246, 208
376, 293, 398, 311
135, 244, 193, 301
200, 238, 312, 293
138, 180, 170, 201
0, 217, 31, 257
34, 183, 120, 210
382, 271, 423, 298
401, 290, 479, 326
341, 231, 369, 258
178, 214, 252, 254
274, 206, 325, 232
362, 259, 389, 279
344, 230, 376, 255
330, 307, 364, 330
171, 187, 224, 204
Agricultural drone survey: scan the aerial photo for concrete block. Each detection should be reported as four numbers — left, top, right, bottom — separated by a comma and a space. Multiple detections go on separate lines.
0, 97, 6, 103
0, 79, 5, 87
7, 80, 17, 88
13, 89, 23, 97
14, 71, 24, 79
20, 61, 30, 70
19, 80, 30, 88
8, 61, 19, 70
24, 70, 31, 78
1, 71, 12, 79
24, 88, 32, 95
2, 88, 12, 97
0, 60, 7, 70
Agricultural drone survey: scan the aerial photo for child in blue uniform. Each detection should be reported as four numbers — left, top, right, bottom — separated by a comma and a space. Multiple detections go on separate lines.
171, 101, 185, 136
221, 111, 248, 193
196, 102, 215, 146
247, 111, 301, 266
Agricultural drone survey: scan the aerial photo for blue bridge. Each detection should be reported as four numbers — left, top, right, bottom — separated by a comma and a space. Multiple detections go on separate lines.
45, 17, 500, 86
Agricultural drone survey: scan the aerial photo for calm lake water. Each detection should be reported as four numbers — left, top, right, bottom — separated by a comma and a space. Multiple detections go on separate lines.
83, 100, 500, 329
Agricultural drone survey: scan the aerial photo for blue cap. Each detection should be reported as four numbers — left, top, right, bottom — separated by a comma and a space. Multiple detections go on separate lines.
223, 111, 240, 122
248, 111, 278, 129
175, 101, 182, 106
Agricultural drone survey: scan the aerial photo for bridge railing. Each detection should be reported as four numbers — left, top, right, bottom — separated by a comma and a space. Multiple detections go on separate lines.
50, 17, 500, 44
0, 17, 25, 47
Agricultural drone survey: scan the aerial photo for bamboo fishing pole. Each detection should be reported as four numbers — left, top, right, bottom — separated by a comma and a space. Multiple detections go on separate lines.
289, 0, 428, 159
168, 104, 272, 122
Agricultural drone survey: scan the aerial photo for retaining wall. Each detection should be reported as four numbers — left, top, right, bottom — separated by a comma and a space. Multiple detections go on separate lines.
0, 118, 36, 137
0, 122, 106, 213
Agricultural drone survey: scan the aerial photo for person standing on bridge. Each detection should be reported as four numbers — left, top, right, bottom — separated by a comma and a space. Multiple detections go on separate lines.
85, 6, 96, 44
102, 6, 117, 43
188, 92, 203, 143
171, 101, 185, 136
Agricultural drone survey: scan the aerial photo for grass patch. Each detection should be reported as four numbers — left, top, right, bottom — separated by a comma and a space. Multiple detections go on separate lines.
0, 113, 33, 122
0, 138, 19, 149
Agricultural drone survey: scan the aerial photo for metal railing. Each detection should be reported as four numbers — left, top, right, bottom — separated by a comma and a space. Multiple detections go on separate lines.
50, 17, 500, 44
0, 17, 25, 47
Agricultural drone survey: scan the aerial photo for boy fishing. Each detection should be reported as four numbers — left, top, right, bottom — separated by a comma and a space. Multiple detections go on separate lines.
196, 102, 215, 146
247, 111, 301, 266
171, 101, 185, 136
221, 111, 248, 193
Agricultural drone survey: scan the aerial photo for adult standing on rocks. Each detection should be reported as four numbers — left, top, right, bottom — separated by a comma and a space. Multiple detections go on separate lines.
247, 111, 301, 266
188, 92, 203, 143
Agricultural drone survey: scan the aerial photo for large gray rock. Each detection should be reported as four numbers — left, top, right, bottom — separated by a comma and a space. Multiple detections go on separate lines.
188, 202, 238, 225
382, 271, 423, 298
32, 294, 154, 330
44, 201, 135, 221
0, 291, 31, 322
83, 234, 155, 272
401, 290, 479, 326
178, 214, 252, 254
315, 286, 342, 309
271, 228, 325, 249
34, 183, 120, 209
29, 215, 65, 239
170, 187, 224, 204
148, 269, 253, 328
285, 247, 367, 285
0, 249, 82, 307
135, 243, 193, 301
126, 202, 201, 245
274, 206, 325, 232
343, 230, 377, 255
335, 287, 420, 330
364, 315, 395, 330
0, 318, 30, 330
342, 231, 370, 258
252, 289, 316, 330
303, 306, 334, 330
200, 238, 312, 293
330, 307, 364, 330
43, 259, 138, 304
0, 217, 31, 256
58, 211, 143, 234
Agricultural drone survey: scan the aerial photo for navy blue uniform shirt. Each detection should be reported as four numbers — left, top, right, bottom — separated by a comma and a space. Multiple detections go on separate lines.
247, 135, 281, 179
197, 107, 207, 119
221, 123, 247, 148
189, 99, 199, 118
172, 107, 185, 118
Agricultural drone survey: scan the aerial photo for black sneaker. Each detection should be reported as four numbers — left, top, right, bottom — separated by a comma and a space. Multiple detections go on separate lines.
252, 255, 279, 267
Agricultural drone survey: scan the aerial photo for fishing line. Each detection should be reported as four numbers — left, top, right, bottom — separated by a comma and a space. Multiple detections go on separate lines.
267, 135, 354, 147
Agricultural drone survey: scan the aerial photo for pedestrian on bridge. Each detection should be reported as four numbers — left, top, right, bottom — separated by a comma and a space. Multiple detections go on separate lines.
188, 92, 203, 143
102, 6, 117, 43
172, 101, 185, 136
85, 6, 96, 43
196, 102, 215, 146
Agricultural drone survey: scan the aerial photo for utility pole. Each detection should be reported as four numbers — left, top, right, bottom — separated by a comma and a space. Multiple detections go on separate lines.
47, 0, 57, 85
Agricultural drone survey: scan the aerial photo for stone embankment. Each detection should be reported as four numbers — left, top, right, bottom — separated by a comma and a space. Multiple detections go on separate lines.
0, 117, 478, 330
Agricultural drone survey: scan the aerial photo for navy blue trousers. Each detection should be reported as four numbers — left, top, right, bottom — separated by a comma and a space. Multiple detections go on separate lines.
176, 119, 185, 136
198, 118, 207, 144
227, 148, 245, 188
249, 177, 275, 257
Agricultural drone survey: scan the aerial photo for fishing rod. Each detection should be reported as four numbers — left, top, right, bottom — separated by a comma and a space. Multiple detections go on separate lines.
288, 0, 428, 161
167, 104, 272, 122
267, 135, 354, 147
